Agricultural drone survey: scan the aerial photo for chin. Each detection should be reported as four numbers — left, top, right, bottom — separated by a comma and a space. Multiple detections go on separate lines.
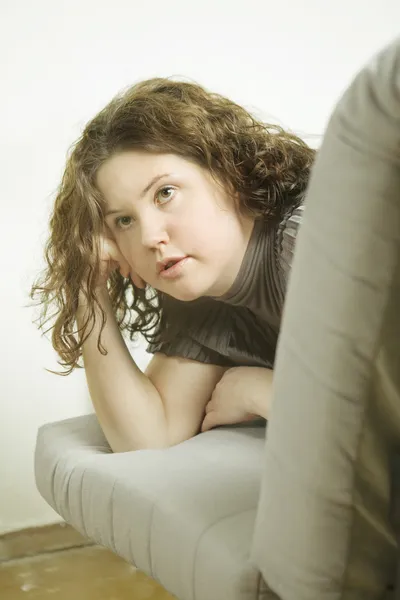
163, 280, 210, 302
168, 288, 204, 302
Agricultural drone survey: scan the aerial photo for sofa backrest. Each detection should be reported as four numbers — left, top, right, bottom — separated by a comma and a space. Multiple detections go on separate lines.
251, 38, 400, 600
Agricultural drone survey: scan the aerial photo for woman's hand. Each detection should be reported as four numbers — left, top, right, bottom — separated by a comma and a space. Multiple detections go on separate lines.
79, 237, 146, 309
96, 236, 146, 289
201, 366, 273, 432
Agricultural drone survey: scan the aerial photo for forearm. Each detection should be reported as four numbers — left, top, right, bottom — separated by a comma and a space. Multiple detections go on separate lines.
77, 288, 168, 452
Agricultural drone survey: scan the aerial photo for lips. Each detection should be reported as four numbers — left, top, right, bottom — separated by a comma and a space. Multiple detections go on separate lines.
163, 259, 180, 271
157, 257, 186, 274
157, 256, 190, 279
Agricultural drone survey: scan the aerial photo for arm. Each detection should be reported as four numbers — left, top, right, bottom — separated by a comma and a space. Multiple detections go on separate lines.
78, 287, 227, 452
145, 353, 228, 445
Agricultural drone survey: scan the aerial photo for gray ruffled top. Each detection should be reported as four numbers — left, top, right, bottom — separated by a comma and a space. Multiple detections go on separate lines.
147, 204, 304, 368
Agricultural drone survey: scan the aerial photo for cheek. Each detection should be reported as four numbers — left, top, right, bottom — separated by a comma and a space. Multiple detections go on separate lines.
172, 204, 215, 241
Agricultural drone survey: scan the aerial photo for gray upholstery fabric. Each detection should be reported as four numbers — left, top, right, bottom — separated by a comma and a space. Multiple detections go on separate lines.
251, 38, 400, 599
35, 414, 275, 600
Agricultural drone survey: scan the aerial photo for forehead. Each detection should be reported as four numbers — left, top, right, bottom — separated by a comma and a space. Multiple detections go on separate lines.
96, 151, 201, 201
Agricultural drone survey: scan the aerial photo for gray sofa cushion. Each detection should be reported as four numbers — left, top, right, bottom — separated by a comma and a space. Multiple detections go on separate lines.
35, 414, 274, 600
251, 37, 400, 599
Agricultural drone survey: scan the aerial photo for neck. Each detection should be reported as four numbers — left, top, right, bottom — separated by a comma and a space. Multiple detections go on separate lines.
211, 215, 256, 298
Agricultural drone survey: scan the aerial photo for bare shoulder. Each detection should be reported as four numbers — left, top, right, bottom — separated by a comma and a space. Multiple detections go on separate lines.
145, 353, 228, 445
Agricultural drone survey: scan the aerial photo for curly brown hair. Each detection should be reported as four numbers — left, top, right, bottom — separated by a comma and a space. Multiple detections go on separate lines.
30, 77, 316, 375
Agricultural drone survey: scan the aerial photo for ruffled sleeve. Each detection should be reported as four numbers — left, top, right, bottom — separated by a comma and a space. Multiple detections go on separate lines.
147, 295, 277, 368
146, 294, 236, 366
147, 334, 234, 366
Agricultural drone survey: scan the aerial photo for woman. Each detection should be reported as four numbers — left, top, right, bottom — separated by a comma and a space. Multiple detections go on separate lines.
30, 78, 315, 452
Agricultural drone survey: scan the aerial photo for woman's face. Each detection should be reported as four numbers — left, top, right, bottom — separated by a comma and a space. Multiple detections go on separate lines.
97, 150, 254, 301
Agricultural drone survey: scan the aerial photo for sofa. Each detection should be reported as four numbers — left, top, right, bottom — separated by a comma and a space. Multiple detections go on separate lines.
34, 37, 400, 599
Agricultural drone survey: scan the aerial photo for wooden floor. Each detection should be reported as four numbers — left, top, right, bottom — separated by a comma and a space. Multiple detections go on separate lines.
0, 544, 175, 600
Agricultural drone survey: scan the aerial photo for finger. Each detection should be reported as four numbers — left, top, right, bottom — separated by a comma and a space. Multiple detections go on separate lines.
100, 237, 119, 260
101, 238, 146, 288
204, 400, 213, 414
117, 261, 129, 279
201, 416, 211, 433
201, 413, 217, 433
107, 245, 145, 288
101, 238, 127, 271
129, 271, 146, 289
118, 258, 132, 280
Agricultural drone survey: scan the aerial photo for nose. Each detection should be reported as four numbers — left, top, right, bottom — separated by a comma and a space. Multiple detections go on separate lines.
139, 213, 169, 249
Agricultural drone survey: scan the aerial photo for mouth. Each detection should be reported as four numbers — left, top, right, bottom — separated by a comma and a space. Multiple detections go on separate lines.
162, 259, 180, 271
157, 257, 190, 279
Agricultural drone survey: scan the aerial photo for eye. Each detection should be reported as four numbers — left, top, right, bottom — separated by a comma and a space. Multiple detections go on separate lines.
115, 216, 133, 230
155, 186, 176, 205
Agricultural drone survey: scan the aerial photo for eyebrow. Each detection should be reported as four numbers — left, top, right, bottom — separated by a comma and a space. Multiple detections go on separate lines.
104, 173, 172, 217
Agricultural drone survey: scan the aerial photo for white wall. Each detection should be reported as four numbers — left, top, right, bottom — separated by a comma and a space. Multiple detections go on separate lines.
0, 0, 398, 535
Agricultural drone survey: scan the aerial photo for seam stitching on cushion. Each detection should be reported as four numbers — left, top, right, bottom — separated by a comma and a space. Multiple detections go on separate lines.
109, 480, 117, 554
78, 467, 89, 540
148, 494, 157, 579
